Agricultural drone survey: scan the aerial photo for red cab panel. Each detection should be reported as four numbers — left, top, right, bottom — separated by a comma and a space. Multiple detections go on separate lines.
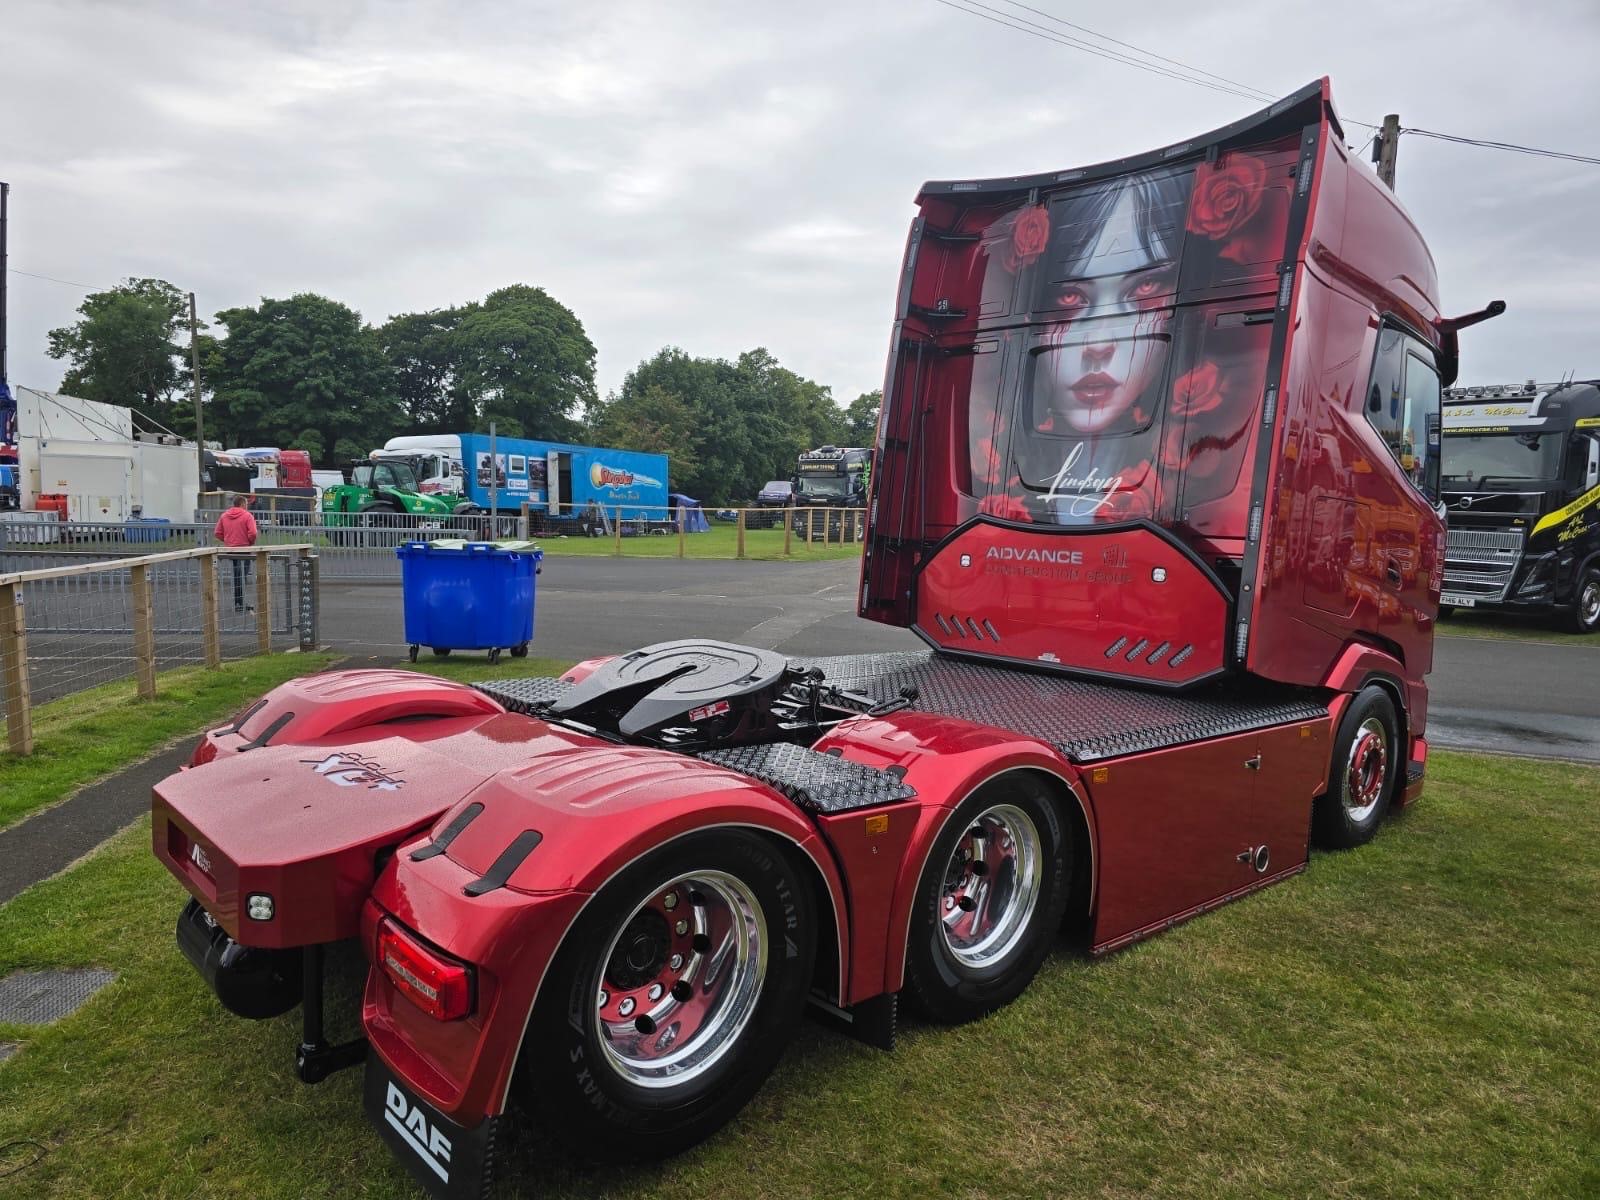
914, 520, 1230, 687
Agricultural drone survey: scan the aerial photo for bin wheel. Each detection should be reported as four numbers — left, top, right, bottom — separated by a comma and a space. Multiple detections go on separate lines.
510, 643, 529, 658
430, 647, 452, 658
407, 644, 419, 663
488, 648, 502, 665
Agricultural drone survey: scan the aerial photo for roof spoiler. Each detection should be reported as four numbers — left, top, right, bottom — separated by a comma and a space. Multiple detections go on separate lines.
1435, 300, 1507, 387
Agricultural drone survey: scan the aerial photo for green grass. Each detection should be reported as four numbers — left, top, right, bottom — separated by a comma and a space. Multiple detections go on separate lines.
1439, 610, 1600, 647
0, 654, 338, 832
399, 654, 577, 684
534, 521, 862, 561
0, 751, 1595, 1197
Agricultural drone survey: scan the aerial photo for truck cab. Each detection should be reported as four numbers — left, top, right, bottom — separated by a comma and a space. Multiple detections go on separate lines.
1441, 381, 1600, 631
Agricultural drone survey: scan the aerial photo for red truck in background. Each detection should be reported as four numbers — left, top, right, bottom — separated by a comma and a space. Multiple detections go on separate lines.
151, 80, 1502, 1199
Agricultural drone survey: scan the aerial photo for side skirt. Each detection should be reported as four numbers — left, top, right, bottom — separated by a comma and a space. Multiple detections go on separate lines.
1089, 863, 1307, 958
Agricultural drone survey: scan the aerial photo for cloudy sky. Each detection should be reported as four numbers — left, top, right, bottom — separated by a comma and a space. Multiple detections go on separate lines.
5, 0, 1599, 412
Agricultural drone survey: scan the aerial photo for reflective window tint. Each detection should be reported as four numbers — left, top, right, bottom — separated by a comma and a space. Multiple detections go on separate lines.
1364, 328, 1441, 501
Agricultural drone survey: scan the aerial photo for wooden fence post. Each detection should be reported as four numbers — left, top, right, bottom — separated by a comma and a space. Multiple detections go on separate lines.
0, 582, 33, 755
613, 507, 624, 556
199, 552, 222, 668
255, 550, 271, 654
677, 505, 687, 558
736, 509, 747, 560
519, 501, 531, 541
130, 563, 157, 699
783, 507, 793, 557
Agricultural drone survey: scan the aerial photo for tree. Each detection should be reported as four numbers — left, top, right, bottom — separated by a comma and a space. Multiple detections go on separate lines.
46, 278, 193, 418
844, 389, 881, 444
377, 286, 598, 442
589, 384, 701, 484
602, 345, 847, 503
452, 285, 596, 442
375, 308, 475, 433
207, 293, 400, 461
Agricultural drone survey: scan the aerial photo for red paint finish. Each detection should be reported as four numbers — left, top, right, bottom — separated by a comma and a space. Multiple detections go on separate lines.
914, 521, 1229, 685
1084, 716, 1329, 951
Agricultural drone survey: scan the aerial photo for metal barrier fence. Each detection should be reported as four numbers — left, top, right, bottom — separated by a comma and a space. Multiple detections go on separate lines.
0, 544, 318, 755
0, 504, 864, 587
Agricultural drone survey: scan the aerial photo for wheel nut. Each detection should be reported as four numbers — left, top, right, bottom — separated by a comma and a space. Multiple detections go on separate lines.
618, 997, 635, 1017
672, 980, 693, 1002
669, 953, 684, 970
663, 892, 678, 910
597, 989, 609, 1007
958, 896, 977, 912
648, 983, 664, 1001
675, 919, 689, 936
944, 897, 955, 911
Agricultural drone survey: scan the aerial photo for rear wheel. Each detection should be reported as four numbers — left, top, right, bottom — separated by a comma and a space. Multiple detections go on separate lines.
1567, 567, 1600, 634
509, 642, 529, 658
518, 829, 815, 1161
904, 774, 1069, 1024
1312, 686, 1400, 850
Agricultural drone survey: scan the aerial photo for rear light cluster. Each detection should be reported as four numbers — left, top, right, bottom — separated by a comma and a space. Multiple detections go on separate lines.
377, 918, 474, 1021
189, 736, 219, 767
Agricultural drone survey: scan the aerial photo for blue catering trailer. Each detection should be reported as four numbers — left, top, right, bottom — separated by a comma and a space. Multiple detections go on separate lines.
454, 434, 668, 519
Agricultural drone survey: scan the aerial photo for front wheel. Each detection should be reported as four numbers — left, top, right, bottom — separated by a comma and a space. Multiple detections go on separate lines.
1567, 567, 1600, 634
904, 774, 1070, 1024
509, 642, 529, 658
1312, 686, 1400, 850
517, 829, 816, 1161
430, 647, 451, 659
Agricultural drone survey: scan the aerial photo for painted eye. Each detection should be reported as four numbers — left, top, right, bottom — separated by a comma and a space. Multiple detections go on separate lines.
1055, 288, 1088, 310
1127, 277, 1166, 301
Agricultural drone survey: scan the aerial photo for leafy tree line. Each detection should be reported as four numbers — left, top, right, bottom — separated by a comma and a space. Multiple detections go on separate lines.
44, 278, 881, 501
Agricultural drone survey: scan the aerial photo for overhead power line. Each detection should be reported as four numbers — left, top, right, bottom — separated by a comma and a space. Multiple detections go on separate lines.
1401, 127, 1600, 167
7, 267, 104, 291
928, 0, 1269, 104
991, 0, 1277, 103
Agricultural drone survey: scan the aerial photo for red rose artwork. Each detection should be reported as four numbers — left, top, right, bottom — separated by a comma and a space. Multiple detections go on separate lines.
1170, 361, 1225, 417
1003, 204, 1051, 272
1186, 153, 1286, 264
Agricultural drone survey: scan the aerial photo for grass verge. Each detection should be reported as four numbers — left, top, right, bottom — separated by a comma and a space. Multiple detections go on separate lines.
0, 653, 338, 832
534, 522, 862, 561
0, 750, 1595, 1197
1439, 611, 1600, 647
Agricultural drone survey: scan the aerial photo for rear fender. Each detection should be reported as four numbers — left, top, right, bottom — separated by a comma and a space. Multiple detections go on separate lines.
814, 712, 1093, 1000
194, 670, 503, 764
366, 751, 849, 1127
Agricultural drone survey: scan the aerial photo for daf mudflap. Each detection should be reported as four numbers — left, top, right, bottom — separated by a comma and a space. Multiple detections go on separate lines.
365, 1053, 499, 1200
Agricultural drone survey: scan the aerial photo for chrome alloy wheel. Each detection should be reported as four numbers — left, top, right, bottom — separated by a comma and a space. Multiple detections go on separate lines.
1342, 716, 1390, 824
1580, 578, 1600, 629
938, 803, 1044, 969
595, 870, 767, 1088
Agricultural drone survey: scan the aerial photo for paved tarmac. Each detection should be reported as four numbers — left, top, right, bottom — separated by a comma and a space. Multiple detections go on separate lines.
319, 555, 1600, 762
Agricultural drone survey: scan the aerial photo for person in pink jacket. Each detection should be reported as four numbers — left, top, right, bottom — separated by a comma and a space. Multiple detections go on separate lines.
213, 494, 259, 612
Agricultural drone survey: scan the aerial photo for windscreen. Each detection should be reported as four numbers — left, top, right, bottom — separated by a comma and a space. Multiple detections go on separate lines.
949, 138, 1296, 536
1441, 433, 1564, 484
796, 475, 851, 498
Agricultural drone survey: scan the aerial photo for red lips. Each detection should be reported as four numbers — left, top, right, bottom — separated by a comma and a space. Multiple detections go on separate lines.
1071, 372, 1118, 402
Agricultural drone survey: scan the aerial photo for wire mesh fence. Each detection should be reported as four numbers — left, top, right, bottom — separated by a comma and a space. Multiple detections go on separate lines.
0, 543, 318, 755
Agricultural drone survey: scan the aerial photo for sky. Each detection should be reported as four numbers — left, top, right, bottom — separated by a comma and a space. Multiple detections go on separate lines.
4, 0, 1600, 412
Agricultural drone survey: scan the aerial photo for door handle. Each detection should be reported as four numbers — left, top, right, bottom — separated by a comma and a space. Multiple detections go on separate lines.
1385, 560, 1402, 586
1244, 754, 1261, 771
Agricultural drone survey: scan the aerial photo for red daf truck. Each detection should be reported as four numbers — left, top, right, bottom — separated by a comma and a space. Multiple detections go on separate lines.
152, 80, 1500, 1198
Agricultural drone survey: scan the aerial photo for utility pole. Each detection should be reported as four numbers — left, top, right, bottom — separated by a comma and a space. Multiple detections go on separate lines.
1373, 113, 1400, 191
189, 292, 206, 495
1, 181, 9, 387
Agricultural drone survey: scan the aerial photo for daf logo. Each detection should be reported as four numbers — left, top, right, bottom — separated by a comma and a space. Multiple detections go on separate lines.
385, 1082, 453, 1183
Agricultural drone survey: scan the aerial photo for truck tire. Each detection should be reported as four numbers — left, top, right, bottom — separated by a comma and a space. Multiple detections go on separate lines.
1567, 567, 1600, 634
1312, 686, 1400, 850
903, 773, 1070, 1024
518, 829, 816, 1161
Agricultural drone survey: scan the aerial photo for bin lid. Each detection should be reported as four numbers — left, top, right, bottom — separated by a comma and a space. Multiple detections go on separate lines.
396, 538, 543, 557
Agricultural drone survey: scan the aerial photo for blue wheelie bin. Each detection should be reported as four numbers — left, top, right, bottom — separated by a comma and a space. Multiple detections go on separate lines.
396, 540, 543, 665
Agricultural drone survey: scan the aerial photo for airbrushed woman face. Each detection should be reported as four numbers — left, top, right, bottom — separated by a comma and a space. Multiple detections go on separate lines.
1038, 187, 1177, 434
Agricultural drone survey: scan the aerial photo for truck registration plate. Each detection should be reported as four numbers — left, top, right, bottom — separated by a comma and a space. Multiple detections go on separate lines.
1440, 594, 1476, 608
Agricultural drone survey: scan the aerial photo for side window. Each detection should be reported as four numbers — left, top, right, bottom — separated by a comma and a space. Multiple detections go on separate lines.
1402, 351, 1442, 500
1363, 327, 1441, 501
450, 460, 464, 477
